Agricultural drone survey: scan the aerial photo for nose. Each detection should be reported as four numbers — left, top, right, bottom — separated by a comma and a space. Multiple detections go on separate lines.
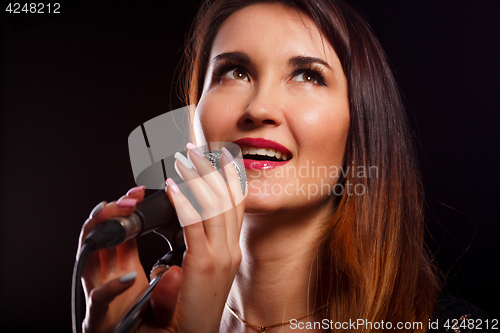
238, 82, 284, 127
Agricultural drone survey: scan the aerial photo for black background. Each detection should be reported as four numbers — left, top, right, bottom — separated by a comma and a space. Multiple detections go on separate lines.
1, 0, 499, 331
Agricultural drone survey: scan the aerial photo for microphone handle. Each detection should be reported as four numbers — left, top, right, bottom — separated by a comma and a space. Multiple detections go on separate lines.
134, 189, 178, 235
85, 149, 247, 251
86, 189, 179, 251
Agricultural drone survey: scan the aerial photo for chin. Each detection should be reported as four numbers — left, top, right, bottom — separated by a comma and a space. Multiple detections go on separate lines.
243, 196, 283, 215
243, 208, 273, 215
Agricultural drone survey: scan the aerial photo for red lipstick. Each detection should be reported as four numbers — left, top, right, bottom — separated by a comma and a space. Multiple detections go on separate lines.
233, 138, 292, 170
240, 159, 290, 170
232, 138, 292, 155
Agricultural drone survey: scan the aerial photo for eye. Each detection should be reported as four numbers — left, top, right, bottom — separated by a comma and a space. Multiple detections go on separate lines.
292, 72, 319, 84
222, 68, 249, 81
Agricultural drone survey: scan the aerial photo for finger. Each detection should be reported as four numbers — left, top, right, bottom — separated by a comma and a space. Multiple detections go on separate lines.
126, 185, 146, 199
79, 185, 145, 251
220, 148, 245, 241
175, 161, 230, 248
116, 186, 146, 268
80, 197, 137, 246
185, 144, 232, 203
165, 178, 208, 255
204, 148, 243, 249
176, 151, 233, 215
80, 203, 107, 284
84, 272, 137, 331
97, 196, 139, 276
81, 185, 145, 240
78, 201, 107, 253
80, 186, 145, 280
80, 202, 108, 289
150, 266, 182, 328
172, 160, 223, 222
221, 147, 246, 206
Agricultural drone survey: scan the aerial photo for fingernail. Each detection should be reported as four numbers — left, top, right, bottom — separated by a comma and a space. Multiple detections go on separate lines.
221, 147, 234, 162
166, 178, 180, 194
117, 197, 138, 208
174, 152, 193, 169
186, 142, 205, 158
127, 185, 146, 195
90, 201, 105, 218
119, 271, 137, 283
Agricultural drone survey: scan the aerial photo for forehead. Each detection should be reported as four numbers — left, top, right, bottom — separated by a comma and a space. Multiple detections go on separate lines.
210, 3, 339, 66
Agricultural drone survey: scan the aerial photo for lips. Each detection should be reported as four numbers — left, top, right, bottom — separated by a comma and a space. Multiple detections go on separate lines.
232, 138, 292, 170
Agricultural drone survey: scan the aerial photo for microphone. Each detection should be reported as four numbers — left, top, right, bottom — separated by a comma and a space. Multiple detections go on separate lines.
83, 151, 247, 251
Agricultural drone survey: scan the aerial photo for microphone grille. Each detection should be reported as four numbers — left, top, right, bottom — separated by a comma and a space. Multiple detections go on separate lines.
203, 151, 247, 196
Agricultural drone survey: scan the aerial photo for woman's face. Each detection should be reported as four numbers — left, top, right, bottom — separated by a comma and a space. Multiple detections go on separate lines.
195, 3, 350, 216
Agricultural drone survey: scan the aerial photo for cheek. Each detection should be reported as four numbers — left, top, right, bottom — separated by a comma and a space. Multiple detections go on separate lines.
290, 105, 349, 152
195, 93, 242, 143
301, 111, 320, 125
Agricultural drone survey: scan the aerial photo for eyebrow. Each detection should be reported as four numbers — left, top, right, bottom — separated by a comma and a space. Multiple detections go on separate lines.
211, 52, 251, 66
288, 55, 333, 71
211, 52, 333, 71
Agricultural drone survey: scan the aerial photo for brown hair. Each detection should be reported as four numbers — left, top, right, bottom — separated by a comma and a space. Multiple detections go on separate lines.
181, 0, 441, 331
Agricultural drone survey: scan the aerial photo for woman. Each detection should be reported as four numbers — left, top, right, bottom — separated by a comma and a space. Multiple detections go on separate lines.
78, 0, 487, 332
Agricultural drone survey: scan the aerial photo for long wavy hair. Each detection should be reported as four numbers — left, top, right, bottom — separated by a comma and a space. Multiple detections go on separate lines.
180, 0, 441, 331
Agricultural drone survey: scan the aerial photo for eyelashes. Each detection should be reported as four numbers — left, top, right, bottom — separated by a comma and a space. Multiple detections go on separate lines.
211, 60, 327, 86
211, 60, 235, 82
291, 64, 326, 86
212, 60, 248, 82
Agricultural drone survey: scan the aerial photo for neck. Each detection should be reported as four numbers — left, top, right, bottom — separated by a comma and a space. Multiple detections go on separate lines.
223, 208, 332, 332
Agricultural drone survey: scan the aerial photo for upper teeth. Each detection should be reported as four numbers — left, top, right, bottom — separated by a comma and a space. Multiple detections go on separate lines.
240, 146, 289, 161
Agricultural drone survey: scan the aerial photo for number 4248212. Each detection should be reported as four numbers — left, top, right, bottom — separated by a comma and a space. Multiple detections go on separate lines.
6, 3, 60, 14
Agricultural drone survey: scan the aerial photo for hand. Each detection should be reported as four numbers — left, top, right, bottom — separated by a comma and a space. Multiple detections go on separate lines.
77, 186, 154, 333
156, 146, 245, 332
77, 145, 244, 333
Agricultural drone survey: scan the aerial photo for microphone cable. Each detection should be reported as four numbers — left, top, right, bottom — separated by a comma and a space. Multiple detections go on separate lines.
72, 242, 89, 333
72, 220, 130, 333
